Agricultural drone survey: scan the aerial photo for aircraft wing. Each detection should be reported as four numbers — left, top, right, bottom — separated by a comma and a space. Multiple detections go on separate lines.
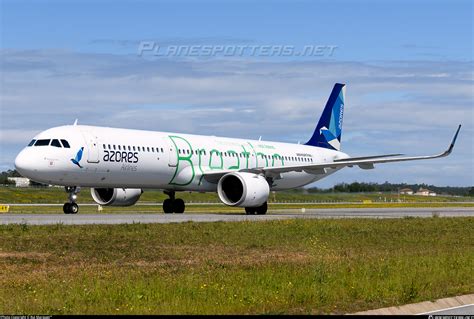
203, 125, 461, 183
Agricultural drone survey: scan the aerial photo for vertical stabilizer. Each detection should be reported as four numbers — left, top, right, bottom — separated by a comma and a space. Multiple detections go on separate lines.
305, 83, 345, 150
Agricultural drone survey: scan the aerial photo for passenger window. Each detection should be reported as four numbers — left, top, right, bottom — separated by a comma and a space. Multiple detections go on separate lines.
51, 139, 62, 148
35, 139, 51, 146
103, 144, 106, 149
60, 139, 70, 148
160, 148, 164, 153
118, 145, 121, 150
147, 147, 150, 152
27, 139, 36, 147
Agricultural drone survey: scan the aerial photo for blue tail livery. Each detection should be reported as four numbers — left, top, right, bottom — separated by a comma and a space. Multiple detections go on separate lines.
71, 147, 84, 168
305, 83, 345, 151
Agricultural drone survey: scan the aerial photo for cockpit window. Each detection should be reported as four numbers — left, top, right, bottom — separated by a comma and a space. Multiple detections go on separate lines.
34, 139, 51, 146
51, 139, 62, 148
60, 139, 70, 148
27, 139, 36, 147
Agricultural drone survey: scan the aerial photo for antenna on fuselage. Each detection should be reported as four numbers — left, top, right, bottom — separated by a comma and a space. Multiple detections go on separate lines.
258, 136, 262, 141
73, 119, 78, 126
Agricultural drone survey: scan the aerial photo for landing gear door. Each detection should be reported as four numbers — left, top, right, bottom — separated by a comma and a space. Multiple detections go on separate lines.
164, 136, 177, 167
82, 131, 100, 163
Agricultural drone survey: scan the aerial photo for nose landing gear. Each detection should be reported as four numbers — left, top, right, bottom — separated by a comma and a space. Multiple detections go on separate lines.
163, 190, 185, 214
63, 186, 80, 214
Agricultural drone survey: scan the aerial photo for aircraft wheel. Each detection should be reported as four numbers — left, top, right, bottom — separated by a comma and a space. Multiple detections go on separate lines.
256, 202, 267, 215
173, 198, 185, 214
245, 207, 256, 215
63, 203, 79, 214
163, 199, 173, 214
63, 203, 70, 214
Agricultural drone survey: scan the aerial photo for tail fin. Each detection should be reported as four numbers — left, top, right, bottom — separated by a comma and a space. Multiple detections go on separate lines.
305, 83, 345, 151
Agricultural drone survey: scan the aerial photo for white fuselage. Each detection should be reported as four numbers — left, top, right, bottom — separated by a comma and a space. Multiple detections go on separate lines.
15, 125, 349, 191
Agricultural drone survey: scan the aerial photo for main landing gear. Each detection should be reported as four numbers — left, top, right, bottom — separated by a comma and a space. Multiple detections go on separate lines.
245, 202, 268, 215
163, 190, 185, 214
63, 186, 80, 214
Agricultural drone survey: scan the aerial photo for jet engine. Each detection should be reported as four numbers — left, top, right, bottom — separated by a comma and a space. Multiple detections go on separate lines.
217, 172, 270, 207
90, 188, 143, 206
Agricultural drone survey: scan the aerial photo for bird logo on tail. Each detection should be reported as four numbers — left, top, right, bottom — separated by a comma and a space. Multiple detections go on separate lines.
71, 147, 84, 168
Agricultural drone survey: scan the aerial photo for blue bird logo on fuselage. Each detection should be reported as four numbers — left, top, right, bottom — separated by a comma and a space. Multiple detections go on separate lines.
71, 147, 84, 168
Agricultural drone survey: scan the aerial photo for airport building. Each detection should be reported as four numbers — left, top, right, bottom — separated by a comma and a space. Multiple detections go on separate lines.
400, 187, 437, 196
414, 188, 437, 196
399, 188, 414, 195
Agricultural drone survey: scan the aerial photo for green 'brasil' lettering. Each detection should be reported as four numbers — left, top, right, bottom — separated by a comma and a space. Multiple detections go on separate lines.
168, 136, 195, 186
168, 137, 287, 186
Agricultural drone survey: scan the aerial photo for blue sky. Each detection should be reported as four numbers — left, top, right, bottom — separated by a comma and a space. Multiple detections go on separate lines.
0, 0, 473, 187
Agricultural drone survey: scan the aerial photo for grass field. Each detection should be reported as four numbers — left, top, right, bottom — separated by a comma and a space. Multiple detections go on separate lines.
0, 217, 473, 314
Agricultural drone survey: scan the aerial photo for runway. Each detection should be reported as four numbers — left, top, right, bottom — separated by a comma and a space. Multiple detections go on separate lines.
0, 207, 472, 225
422, 304, 474, 315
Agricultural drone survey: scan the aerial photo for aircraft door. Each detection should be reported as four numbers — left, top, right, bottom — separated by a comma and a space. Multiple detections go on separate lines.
82, 131, 100, 163
164, 136, 178, 167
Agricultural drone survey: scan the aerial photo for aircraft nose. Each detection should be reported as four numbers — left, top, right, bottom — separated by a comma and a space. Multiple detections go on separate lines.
14, 150, 36, 177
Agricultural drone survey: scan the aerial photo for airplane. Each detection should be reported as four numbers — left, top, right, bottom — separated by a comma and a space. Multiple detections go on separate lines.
14, 83, 461, 215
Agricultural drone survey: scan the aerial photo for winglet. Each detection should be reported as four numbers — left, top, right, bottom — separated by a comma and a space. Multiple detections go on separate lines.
444, 124, 462, 155
73, 119, 78, 126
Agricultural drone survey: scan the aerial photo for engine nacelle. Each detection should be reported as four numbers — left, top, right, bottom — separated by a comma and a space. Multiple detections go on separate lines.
90, 188, 143, 206
217, 172, 270, 207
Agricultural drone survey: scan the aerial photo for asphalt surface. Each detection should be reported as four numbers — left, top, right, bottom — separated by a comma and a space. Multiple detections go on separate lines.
0, 207, 472, 225
422, 304, 474, 315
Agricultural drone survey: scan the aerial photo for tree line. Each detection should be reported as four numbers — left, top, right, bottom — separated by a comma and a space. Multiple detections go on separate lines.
301, 182, 473, 197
